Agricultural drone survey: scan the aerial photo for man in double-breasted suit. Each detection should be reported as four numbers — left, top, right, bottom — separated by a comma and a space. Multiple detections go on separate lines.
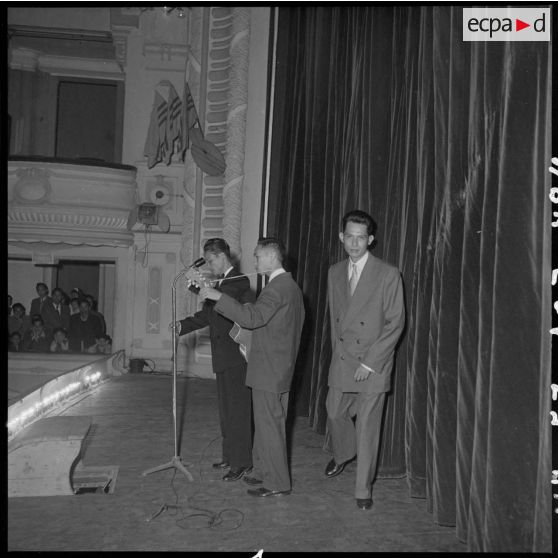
177, 238, 254, 481
325, 210, 405, 510
199, 237, 305, 498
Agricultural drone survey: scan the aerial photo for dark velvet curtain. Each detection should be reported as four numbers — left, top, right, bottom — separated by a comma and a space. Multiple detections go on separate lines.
267, 5, 551, 553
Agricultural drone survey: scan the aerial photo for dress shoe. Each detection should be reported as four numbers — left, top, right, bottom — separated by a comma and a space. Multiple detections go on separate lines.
356, 498, 372, 510
324, 458, 347, 478
243, 475, 263, 486
247, 487, 291, 497
222, 466, 251, 482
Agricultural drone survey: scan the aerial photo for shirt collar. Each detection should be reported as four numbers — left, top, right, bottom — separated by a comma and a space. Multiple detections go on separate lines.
269, 267, 286, 282
223, 266, 233, 278
348, 251, 369, 275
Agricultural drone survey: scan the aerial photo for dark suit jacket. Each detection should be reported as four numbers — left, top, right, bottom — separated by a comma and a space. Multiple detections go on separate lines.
327, 254, 405, 394
30, 296, 53, 320
215, 272, 305, 393
179, 268, 253, 374
45, 302, 71, 332
68, 312, 103, 352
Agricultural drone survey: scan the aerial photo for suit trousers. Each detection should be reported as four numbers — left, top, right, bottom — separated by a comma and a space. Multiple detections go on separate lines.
251, 389, 291, 492
216, 363, 252, 469
326, 387, 386, 499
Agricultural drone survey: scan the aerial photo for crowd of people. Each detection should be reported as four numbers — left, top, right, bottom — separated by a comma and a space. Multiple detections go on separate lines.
8, 284, 112, 355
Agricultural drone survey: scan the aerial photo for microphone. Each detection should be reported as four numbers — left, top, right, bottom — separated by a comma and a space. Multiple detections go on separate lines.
188, 257, 206, 269
186, 257, 206, 294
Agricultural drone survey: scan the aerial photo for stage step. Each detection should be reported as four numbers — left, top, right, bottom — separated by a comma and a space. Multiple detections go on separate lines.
8, 416, 93, 497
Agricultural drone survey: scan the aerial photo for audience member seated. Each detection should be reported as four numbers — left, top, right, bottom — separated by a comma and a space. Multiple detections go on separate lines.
68, 299, 103, 353
8, 331, 22, 352
8, 302, 32, 338
48, 288, 71, 331
85, 294, 107, 335
23, 315, 52, 352
50, 327, 70, 353
29, 282, 54, 323
95, 334, 112, 355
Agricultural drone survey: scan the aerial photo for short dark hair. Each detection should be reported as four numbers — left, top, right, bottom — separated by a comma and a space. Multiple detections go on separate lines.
203, 238, 231, 260
257, 237, 286, 263
52, 288, 64, 296
53, 327, 67, 336
342, 210, 377, 237
12, 302, 25, 313
36, 282, 48, 291
31, 314, 44, 324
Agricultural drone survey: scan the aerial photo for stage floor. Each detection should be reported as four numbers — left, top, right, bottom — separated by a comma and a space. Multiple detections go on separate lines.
8, 374, 467, 552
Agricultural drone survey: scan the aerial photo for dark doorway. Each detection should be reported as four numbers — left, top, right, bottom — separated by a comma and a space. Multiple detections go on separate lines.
55, 260, 100, 302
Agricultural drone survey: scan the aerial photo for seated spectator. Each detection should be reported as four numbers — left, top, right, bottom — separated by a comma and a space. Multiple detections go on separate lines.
85, 294, 107, 335
8, 331, 22, 352
50, 327, 70, 353
8, 303, 32, 338
68, 299, 103, 352
69, 298, 80, 315
95, 334, 112, 355
23, 315, 51, 352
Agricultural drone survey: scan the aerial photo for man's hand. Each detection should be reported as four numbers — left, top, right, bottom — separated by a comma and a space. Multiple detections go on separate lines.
200, 285, 222, 301
169, 321, 181, 335
354, 364, 374, 382
185, 268, 207, 291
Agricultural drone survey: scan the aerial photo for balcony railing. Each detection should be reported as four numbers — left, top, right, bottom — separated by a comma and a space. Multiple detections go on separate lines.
8, 157, 137, 247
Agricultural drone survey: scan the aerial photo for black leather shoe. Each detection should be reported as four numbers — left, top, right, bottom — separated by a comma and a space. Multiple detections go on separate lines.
212, 461, 229, 469
243, 475, 263, 486
223, 466, 251, 481
356, 498, 372, 510
325, 458, 347, 477
247, 487, 291, 497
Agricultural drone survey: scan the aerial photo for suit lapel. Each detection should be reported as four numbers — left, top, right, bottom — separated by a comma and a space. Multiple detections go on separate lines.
341, 255, 376, 332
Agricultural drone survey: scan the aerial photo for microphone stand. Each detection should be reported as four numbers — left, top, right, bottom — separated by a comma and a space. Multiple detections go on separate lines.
142, 268, 194, 481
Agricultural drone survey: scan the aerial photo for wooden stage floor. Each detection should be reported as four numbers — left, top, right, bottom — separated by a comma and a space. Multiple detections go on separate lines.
8, 374, 468, 552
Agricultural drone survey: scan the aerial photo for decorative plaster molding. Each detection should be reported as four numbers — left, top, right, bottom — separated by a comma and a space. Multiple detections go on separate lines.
8, 159, 137, 247
143, 43, 189, 71
38, 54, 124, 80
9, 47, 40, 71
13, 167, 52, 205
111, 26, 132, 69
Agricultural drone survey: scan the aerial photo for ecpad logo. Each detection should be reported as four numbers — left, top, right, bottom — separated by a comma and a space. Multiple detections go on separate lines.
463, 7, 550, 42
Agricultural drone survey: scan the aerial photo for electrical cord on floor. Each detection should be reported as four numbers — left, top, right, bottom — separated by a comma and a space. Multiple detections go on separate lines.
146, 434, 245, 530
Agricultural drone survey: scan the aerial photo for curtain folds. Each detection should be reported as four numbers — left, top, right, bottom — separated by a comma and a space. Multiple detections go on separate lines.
267, 6, 551, 552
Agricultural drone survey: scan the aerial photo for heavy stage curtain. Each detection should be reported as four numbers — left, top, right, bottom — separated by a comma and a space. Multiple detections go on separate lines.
266, 6, 551, 553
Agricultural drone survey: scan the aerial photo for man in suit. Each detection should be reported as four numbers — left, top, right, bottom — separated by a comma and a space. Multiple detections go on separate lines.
177, 238, 254, 481
29, 282, 53, 322
68, 299, 103, 352
325, 210, 405, 510
199, 237, 305, 498
44, 288, 71, 333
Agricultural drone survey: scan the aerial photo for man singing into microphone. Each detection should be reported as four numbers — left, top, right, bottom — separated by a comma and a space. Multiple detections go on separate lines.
175, 238, 254, 481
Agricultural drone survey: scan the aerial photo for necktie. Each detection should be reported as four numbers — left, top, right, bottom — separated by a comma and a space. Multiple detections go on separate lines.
349, 263, 358, 296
